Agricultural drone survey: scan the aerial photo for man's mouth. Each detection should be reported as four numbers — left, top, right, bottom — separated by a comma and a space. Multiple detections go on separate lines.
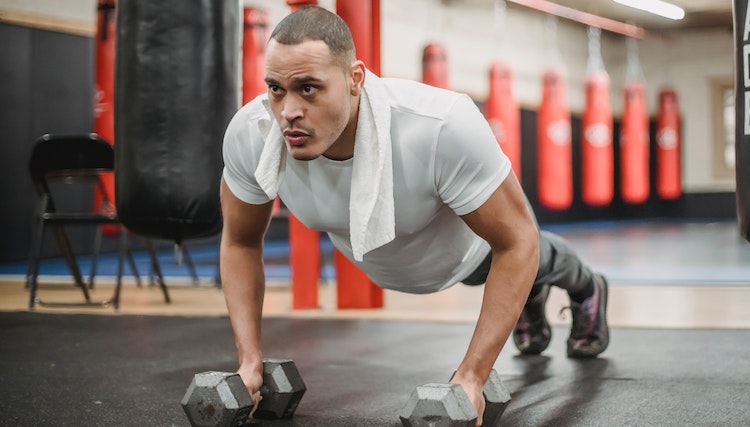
284, 130, 309, 147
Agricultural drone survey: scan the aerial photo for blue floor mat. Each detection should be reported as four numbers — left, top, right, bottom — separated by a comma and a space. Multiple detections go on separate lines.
2, 239, 336, 282
5, 220, 750, 286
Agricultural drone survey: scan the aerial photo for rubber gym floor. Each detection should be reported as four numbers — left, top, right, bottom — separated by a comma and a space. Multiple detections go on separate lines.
1, 219, 750, 426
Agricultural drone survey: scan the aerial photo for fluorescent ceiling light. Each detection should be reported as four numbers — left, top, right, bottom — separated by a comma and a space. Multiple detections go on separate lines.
613, 0, 686, 20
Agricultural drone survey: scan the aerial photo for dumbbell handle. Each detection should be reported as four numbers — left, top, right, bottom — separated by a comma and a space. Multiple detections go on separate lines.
449, 369, 511, 426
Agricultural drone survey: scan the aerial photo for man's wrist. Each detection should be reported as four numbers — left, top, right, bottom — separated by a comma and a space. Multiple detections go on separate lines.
451, 366, 486, 388
238, 350, 264, 372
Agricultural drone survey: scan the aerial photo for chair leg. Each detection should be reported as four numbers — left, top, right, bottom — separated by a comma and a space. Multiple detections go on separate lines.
51, 225, 91, 302
181, 244, 200, 285
112, 229, 127, 309
26, 197, 47, 291
27, 216, 46, 308
146, 239, 170, 303
119, 227, 143, 287
88, 225, 103, 289
125, 248, 143, 287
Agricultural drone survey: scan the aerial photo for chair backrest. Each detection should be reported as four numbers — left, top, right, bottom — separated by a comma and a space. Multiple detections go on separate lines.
29, 133, 114, 184
28, 133, 115, 213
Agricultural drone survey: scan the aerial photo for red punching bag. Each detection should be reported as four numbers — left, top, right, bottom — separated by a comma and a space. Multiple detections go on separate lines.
94, 0, 117, 233
581, 27, 613, 206
485, 61, 521, 179
582, 72, 613, 206
656, 87, 681, 200
242, 7, 269, 104
537, 67, 573, 210
422, 43, 449, 89
620, 81, 650, 204
620, 38, 650, 204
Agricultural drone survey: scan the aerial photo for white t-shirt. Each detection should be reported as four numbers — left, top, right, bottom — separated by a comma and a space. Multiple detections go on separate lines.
223, 75, 511, 294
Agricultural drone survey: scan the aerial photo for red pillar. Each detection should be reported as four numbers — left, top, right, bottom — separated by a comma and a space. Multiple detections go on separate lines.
289, 215, 321, 309
284, 1, 384, 309
284, 0, 321, 310
336, 0, 384, 309
371, 0, 381, 75
337, 0, 372, 69
242, 7, 269, 104
94, 0, 117, 232
94, 0, 116, 143
243, 7, 281, 214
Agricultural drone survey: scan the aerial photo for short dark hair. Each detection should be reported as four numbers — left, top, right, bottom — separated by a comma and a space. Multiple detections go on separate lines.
270, 6, 356, 68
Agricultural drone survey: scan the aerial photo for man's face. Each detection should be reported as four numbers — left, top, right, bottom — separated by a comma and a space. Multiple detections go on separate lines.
264, 39, 357, 161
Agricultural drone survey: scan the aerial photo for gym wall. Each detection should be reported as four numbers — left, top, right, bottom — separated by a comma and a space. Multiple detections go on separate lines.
0, 0, 736, 262
0, 21, 97, 262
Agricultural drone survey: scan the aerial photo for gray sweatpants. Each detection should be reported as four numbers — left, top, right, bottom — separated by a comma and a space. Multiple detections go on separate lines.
461, 229, 595, 296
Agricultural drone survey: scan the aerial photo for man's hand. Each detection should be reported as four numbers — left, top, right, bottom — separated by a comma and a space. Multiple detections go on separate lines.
450, 375, 486, 426
237, 364, 264, 418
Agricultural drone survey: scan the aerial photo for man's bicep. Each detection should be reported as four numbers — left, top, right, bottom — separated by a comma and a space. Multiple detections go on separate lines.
460, 173, 537, 251
220, 178, 274, 247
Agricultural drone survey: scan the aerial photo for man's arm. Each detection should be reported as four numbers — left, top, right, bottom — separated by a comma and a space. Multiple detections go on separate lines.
452, 172, 539, 425
219, 178, 275, 405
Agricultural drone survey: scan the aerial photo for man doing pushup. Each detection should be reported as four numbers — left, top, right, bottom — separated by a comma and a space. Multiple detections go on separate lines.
219, 6, 609, 425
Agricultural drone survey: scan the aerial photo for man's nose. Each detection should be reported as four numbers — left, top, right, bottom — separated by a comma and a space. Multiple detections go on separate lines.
282, 96, 303, 122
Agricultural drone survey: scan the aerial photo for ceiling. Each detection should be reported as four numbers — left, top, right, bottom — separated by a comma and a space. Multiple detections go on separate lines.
542, 0, 733, 32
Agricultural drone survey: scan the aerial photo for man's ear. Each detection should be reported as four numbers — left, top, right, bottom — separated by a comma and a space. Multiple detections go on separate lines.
350, 60, 366, 96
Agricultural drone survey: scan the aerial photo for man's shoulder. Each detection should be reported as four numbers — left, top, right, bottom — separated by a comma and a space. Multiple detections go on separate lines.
236, 93, 272, 121
225, 94, 272, 140
379, 77, 467, 120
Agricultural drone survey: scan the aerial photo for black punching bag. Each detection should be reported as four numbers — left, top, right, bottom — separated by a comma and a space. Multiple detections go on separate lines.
735, 0, 750, 241
115, 0, 239, 242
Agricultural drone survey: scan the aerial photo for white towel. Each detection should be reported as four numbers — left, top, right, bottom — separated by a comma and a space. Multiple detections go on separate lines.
254, 70, 394, 261
255, 106, 286, 199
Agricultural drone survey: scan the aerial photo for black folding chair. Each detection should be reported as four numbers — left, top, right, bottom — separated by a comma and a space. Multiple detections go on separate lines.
26, 133, 171, 309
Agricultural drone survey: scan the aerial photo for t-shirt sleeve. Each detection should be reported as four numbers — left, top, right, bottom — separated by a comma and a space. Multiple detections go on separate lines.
434, 95, 512, 216
222, 103, 274, 205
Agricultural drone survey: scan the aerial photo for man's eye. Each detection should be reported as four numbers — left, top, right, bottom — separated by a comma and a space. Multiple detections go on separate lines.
268, 85, 281, 93
302, 85, 316, 94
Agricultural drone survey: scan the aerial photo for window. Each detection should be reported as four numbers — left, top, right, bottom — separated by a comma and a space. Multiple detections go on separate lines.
713, 78, 735, 179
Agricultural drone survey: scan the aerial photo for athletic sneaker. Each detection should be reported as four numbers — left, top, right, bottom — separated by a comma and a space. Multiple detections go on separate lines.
566, 274, 610, 358
513, 284, 551, 355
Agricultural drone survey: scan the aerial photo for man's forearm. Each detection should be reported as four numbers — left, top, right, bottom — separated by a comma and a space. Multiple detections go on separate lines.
454, 242, 539, 385
220, 242, 267, 369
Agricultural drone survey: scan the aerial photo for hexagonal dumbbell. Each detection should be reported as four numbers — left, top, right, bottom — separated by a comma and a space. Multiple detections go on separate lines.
400, 383, 477, 427
181, 371, 252, 427
181, 358, 306, 427
253, 358, 307, 419
481, 369, 511, 426
400, 369, 511, 427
